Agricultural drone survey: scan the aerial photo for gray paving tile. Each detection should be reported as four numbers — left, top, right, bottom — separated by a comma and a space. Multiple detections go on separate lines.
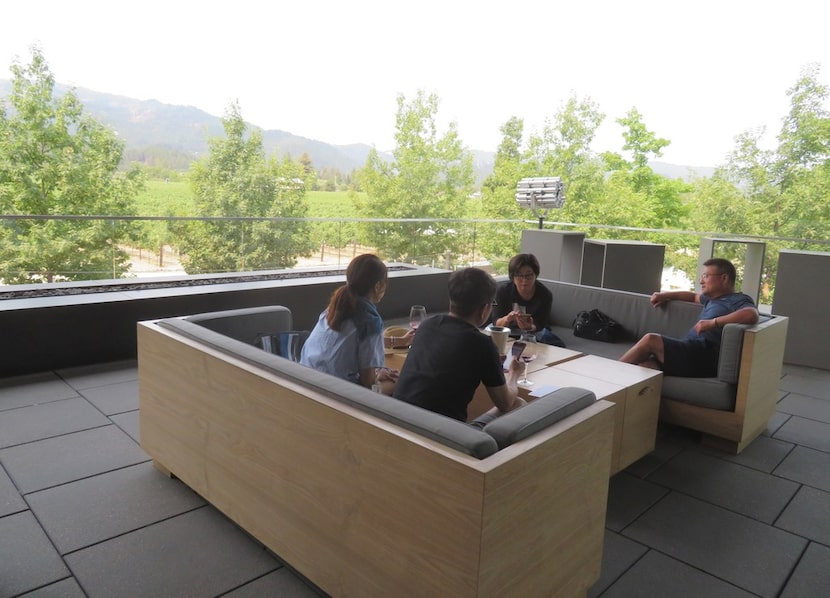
0, 425, 149, 493
0, 511, 70, 597
0, 372, 78, 412
605, 472, 668, 532
774, 445, 830, 492
780, 542, 830, 598
775, 485, 830, 546
774, 415, 830, 453
647, 450, 799, 523
781, 365, 830, 384
57, 360, 137, 390
0, 397, 110, 449
65, 506, 279, 597
777, 392, 830, 424
78, 379, 138, 415
763, 411, 791, 436
109, 410, 140, 443
587, 530, 647, 598
17, 577, 85, 598
600, 549, 755, 598
224, 569, 324, 598
0, 464, 27, 517
27, 461, 206, 554
623, 424, 696, 478
778, 373, 830, 400
698, 434, 794, 473
624, 492, 806, 597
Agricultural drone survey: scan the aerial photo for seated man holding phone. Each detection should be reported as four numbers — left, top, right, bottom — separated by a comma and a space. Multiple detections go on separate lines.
393, 267, 526, 427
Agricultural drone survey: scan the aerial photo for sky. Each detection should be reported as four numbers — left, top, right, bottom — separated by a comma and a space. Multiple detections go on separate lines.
2, 0, 829, 167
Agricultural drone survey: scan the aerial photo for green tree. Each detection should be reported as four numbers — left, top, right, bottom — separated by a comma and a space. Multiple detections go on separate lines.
0, 47, 142, 283
179, 102, 313, 273
714, 64, 830, 297
601, 108, 687, 230
530, 96, 607, 227
478, 116, 530, 265
355, 90, 474, 264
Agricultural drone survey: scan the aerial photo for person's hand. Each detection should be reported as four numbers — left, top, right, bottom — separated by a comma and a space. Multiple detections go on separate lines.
694, 319, 719, 335
507, 355, 524, 378
651, 292, 667, 308
517, 313, 535, 331
399, 329, 416, 347
376, 367, 399, 382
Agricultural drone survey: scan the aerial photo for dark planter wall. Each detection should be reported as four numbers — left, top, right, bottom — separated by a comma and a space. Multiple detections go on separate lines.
0, 266, 451, 377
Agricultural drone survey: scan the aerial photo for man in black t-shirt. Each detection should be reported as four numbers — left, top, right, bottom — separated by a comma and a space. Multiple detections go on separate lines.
394, 268, 525, 426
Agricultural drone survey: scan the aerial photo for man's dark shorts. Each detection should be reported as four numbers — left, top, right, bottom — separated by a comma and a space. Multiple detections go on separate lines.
661, 336, 719, 377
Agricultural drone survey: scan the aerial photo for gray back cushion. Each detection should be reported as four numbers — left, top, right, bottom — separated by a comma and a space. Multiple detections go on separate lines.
717, 323, 748, 384
156, 318, 500, 459
185, 305, 293, 344
483, 387, 596, 449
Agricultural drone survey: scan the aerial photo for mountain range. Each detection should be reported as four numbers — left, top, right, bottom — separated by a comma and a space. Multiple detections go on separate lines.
0, 80, 714, 181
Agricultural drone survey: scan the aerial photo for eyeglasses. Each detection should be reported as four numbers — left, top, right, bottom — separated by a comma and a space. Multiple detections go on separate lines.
701, 271, 724, 279
514, 272, 536, 281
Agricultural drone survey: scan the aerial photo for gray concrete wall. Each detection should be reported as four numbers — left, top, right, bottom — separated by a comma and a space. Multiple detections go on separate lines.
771, 249, 830, 369
0, 265, 451, 377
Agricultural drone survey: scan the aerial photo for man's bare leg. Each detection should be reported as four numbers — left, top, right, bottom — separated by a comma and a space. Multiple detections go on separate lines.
619, 333, 665, 368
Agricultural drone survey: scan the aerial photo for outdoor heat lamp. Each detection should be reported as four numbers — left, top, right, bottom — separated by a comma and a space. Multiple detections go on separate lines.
515, 176, 566, 229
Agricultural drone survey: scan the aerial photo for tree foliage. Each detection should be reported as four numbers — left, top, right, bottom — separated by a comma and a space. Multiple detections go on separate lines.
178, 103, 313, 273
0, 47, 142, 283
694, 64, 830, 298
355, 90, 474, 263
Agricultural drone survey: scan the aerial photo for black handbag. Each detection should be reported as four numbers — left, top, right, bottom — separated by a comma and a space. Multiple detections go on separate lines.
572, 309, 622, 343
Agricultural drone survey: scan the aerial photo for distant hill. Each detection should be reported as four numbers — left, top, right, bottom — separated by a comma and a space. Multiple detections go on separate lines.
1, 79, 711, 182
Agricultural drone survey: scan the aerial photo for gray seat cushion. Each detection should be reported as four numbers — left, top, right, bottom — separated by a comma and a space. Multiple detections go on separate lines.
662, 376, 737, 411
483, 387, 596, 449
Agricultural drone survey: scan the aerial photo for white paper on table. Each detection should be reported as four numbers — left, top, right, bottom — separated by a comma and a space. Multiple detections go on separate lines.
529, 384, 561, 398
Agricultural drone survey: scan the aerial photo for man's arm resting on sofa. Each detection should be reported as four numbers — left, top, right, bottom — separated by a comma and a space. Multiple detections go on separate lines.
695, 306, 760, 336
651, 290, 698, 307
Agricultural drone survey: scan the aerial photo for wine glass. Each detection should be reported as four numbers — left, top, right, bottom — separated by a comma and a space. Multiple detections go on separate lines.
409, 305, 427, 330
517, 332, 538, 387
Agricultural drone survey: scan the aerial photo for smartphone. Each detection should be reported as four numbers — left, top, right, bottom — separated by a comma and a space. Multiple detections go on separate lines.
504, 341, 526, 370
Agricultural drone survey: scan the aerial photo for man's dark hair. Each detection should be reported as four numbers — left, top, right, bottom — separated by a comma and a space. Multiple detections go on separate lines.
448, 267, 497, 318
508, 253, 541, 278
704, 258, 737, 284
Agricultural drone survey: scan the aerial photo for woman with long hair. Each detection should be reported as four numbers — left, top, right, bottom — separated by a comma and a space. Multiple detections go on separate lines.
300, 254, 412, 392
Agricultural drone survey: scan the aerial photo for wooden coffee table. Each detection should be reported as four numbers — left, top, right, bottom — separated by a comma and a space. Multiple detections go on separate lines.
525, 355, 662, 475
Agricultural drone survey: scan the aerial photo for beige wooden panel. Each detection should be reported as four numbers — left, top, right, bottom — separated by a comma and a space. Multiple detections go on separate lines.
478, 401, 615, 596
556, 356, 662, 471
139, 323, 488, 597
522, 367, 626, 473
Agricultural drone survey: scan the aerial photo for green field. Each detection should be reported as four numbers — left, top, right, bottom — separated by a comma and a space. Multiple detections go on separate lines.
134, 182, 362, 219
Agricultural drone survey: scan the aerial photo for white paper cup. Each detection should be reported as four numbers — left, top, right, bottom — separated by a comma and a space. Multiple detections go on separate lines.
485, 325, 510, 356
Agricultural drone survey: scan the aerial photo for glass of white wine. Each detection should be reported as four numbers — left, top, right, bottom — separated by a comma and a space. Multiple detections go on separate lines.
409, 305, 427, 330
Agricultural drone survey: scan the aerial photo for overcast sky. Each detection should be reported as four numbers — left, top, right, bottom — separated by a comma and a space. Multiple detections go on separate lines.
2, 0, 828, 167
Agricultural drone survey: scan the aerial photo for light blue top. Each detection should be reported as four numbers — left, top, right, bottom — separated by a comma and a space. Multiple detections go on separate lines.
300, 299, 385, 384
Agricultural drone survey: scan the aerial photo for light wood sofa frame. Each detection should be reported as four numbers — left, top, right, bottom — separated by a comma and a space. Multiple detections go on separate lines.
658, 315, 789, 453
538, 280, 789, 454
138, 319, 616, 597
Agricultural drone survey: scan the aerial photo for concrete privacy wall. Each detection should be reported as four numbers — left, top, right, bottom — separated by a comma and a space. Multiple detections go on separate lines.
771, 249, 830, 369
0, 265, 451, 377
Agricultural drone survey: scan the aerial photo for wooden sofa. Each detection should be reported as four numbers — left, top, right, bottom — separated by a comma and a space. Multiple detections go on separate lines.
537, 280, 789, 454
137, 307, 616, 597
